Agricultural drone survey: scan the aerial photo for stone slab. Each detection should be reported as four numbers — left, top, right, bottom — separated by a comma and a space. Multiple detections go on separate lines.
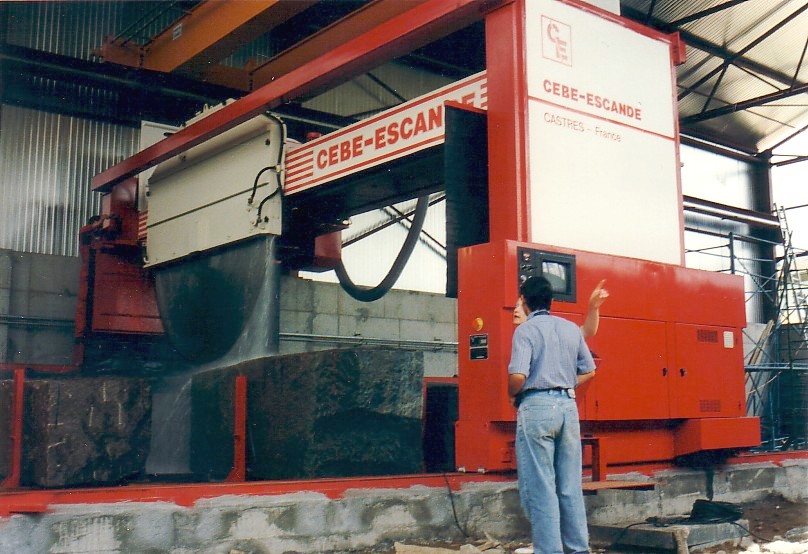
0, 377, 151, 487
190, 348, 424, 480
590, 518, 749, 552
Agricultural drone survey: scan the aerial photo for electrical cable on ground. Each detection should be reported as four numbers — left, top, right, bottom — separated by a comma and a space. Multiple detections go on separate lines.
728, 521, 775, 543
606, 499, 776, 552
605, 521, 654, 551
335, 196, 429, 302
442, 473, 469, 538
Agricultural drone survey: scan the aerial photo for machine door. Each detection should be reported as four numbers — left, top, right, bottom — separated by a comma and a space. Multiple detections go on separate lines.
583, 318, 669, 420
669, 324, 746, 419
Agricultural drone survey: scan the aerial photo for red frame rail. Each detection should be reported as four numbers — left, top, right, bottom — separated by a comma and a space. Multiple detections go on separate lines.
1, 368, 25, 489
0, 471, 660, 517
4, 452, 805, 516
225, 375, 248, 482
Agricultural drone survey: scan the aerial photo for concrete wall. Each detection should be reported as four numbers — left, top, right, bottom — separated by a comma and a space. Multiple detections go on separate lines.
0, 250, 458, 377
0, 460, 805, 553
279, 274, 458, 378
0, 250, 80, 365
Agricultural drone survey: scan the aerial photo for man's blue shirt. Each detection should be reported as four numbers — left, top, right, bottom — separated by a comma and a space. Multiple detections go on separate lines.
508, 309, 595, 391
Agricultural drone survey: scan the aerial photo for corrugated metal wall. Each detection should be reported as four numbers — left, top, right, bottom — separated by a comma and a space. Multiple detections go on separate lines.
0, 104, 139, 256
1, 2, 148, 256
3, 1, 175, 59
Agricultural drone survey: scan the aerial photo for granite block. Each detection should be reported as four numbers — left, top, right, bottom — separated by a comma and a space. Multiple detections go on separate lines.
0, 377, 151, 487
191, 348, 424, 480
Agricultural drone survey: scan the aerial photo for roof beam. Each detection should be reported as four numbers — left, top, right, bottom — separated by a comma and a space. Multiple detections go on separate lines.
679, 29, 805, 89
774, 154, 808, 167
241, 0, 430, 91
681, 82, 808, 125
669, 0, 752, 27
92, 0, 501, 192
791, 35, 808, 87
174, 1, 433, 92
621, 6, 808, 91
99, 0, 316, 75
0, 43, 237, 101
676, 3, 808, 101
681, 128, 761, 157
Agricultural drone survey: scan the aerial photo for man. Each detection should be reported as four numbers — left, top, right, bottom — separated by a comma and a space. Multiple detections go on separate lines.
513, 279, 609, 338
508, 276, 597, 554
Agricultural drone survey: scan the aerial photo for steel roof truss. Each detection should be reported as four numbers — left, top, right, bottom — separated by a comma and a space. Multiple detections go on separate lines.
702, 63, 730, 113
681, 82, 808, 125
791, 36, 808, 88
669, 0, 752, 28
678, 3, 808, 101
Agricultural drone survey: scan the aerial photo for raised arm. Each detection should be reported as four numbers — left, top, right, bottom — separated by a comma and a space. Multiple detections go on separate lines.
581, 279, 609, 339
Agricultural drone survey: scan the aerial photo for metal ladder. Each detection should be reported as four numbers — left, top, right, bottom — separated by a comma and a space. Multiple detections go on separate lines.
774, 204, 808, 363
744, 205, 807, 450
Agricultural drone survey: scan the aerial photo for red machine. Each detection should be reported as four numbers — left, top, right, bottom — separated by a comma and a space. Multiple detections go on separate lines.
455, 240, 759, 472
68, 0, 759, 480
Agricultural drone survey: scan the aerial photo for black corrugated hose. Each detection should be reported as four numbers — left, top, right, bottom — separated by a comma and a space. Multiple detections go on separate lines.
335, 195, 429, 302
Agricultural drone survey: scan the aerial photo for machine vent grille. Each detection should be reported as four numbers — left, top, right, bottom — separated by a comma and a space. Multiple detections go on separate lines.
700, 399, 721, 412
697, 329, 719, 343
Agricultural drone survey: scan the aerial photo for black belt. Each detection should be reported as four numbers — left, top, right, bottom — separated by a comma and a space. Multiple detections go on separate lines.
516, 387, 575, 407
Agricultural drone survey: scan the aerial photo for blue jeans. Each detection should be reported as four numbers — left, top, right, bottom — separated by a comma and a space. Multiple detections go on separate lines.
516, 390, 589, 554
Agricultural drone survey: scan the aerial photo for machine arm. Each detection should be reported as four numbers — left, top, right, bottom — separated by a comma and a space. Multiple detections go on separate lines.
91, 0, 502, 193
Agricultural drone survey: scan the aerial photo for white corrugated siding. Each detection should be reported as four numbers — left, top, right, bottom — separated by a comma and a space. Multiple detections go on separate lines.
0, 105, 139, 256
3, 1, 182, 59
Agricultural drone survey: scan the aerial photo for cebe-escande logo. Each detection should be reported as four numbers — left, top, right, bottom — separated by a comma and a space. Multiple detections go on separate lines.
542, 16, 572, 66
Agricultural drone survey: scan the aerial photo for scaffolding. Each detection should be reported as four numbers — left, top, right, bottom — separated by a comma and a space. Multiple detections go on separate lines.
686, 205, 808, 452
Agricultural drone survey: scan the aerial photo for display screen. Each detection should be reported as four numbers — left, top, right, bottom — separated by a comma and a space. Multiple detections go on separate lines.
542, 260, 569, 293
516, 247, 577, 303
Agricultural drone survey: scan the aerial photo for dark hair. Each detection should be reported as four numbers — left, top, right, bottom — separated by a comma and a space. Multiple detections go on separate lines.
520, 275, 553, 312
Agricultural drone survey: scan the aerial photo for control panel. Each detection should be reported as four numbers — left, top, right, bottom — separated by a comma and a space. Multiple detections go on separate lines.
455, 239, 756, 472
516, 247, 577, 303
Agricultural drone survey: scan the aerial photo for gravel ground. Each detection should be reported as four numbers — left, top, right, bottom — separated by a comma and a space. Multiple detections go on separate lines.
696, 494, 808, 554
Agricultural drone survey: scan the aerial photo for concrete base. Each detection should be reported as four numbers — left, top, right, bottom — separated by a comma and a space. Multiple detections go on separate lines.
590, 519, 749, 552
0, 458, 805, 553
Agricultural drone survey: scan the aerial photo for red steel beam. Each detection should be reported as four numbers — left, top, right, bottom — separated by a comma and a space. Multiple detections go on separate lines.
0, 363, 77, 375
5, 451, 804, 514
100, 0, 316, 76
0, 474, 515, 515
92, 0, 504, 192
484, 0, 529, 242
0, 471, 663, 515
225, 376, 248, 483
1, 369, 25, 490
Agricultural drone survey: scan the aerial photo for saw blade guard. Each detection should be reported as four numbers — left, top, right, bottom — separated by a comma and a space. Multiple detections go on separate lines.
153, 235, 280, 363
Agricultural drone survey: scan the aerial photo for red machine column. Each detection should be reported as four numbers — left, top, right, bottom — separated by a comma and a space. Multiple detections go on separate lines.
455, 0, 759, 473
